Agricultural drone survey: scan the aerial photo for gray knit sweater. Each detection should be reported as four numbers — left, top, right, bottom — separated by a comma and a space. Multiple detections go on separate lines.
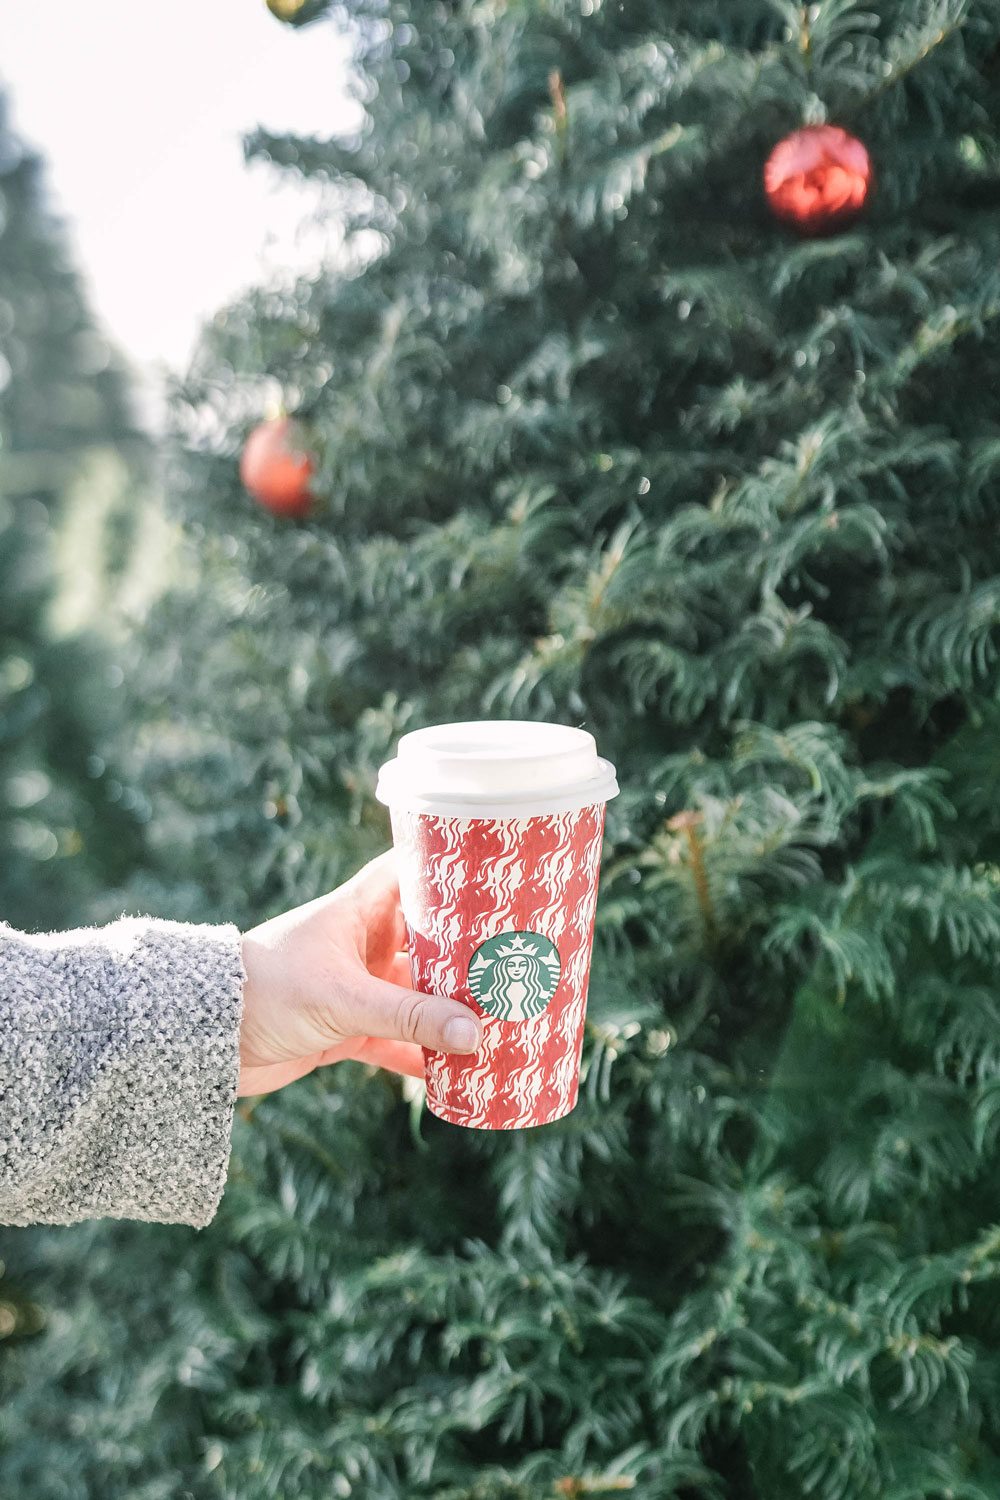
0, 917, 245, 1229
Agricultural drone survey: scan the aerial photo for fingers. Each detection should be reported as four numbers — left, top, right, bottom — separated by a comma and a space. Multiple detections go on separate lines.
237, 1055, 323, 1097
347, 849, 408, 966
238, 1037, 427, 1097
346, 848, 400, 917
343, 1037, 426, 1078
310, 1035, 428, 1078
387, 951, 414, 989
339, 971, 483, 1054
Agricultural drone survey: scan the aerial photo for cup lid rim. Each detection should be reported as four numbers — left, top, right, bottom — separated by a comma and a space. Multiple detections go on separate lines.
375, 756, 619, 813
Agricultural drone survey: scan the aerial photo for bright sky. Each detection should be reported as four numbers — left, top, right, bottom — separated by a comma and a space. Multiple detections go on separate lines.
0, 0, 359, 418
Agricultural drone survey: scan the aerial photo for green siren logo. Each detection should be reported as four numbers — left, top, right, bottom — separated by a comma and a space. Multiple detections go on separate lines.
467, 931, 561, 1021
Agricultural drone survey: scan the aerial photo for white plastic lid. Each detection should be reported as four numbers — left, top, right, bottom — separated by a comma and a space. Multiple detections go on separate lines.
376, 720, 619, 817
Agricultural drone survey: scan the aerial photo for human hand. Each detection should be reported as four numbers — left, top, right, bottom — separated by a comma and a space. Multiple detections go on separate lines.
237, 849, 482, 1097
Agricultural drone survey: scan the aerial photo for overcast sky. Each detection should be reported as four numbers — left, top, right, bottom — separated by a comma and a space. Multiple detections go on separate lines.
0, 0, 359, 415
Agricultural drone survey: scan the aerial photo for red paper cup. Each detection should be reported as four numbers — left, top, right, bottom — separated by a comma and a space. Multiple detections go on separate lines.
376, 722, 618, 1130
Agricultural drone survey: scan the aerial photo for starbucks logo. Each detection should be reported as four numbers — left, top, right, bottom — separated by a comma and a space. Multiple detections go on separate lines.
467, 931, 561, 1021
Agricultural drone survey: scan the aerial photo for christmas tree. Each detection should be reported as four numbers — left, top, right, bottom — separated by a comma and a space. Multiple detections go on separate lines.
6, 3, 1000, 1495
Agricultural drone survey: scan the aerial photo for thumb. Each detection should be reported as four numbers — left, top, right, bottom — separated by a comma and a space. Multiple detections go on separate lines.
342, 972, 483, 1054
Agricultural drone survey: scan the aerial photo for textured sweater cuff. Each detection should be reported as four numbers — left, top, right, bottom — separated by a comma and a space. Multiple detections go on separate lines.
0, 918, 246, 1229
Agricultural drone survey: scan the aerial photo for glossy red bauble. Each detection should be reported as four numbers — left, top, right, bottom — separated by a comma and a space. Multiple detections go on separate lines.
239, 417, 315, 518
764, 125, 872, 237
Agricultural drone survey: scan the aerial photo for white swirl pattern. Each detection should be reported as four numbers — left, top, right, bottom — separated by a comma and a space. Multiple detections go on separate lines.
390, 803, 607, 1128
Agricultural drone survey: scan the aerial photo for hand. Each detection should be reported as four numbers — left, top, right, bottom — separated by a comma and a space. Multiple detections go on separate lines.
237, 848, 482, 1097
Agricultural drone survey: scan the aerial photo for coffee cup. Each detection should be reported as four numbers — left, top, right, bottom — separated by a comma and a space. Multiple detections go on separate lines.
376, 720, 618, 1129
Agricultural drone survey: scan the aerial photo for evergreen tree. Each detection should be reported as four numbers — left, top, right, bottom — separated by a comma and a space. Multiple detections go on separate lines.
8, 3, 1000, 1496
0, 95, 145, 934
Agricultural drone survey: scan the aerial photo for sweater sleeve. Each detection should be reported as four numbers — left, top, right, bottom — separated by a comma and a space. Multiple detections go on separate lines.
0, 917, 246, 1229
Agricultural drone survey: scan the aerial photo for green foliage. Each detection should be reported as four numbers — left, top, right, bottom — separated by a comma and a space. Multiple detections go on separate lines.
0, 95, 146, 933
8, 2, 1000, 1496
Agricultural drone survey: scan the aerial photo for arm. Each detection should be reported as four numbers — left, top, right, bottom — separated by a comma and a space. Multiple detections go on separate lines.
0, 850, 483, 1230
0, 917, 244, 1229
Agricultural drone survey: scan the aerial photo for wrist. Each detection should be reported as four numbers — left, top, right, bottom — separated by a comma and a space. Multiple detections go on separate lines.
239, 927, 274, 1064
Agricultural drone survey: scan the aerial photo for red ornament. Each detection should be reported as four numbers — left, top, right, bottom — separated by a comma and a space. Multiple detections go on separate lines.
239, 417, 315, 518
764, 125, 872, 237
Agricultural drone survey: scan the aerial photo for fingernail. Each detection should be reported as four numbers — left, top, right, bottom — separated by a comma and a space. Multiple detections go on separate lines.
443, 1016, 481, 1052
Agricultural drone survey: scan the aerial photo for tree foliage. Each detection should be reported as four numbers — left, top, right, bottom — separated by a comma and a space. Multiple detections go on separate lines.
0, 95, 145, 934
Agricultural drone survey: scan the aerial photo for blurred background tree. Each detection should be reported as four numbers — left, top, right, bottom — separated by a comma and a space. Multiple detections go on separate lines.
0, 92, 148, 933
8, 2, 1000, 1497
